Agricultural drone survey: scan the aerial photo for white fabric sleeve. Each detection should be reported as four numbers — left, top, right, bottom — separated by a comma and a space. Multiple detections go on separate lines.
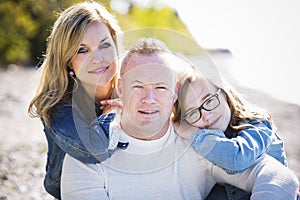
211, 154, 299, 200
61, 154, 109, 200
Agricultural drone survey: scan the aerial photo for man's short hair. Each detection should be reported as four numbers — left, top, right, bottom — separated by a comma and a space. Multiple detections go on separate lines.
120, 37, 172, 76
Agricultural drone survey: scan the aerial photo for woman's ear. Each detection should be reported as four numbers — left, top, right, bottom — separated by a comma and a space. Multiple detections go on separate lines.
67, 66, 76, 77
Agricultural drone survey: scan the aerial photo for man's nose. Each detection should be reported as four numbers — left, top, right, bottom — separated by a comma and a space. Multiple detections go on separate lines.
142, 88, 156, 104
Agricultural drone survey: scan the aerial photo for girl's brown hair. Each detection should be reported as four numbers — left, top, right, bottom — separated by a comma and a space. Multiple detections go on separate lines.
173, 66, 275, 131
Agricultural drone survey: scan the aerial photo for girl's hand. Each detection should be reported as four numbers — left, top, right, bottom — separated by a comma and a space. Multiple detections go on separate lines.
173, 120, 198, 141
100, 99, 123, 114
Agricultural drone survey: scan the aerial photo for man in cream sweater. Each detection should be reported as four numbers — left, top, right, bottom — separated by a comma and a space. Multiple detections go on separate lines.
61, 37, 299, 200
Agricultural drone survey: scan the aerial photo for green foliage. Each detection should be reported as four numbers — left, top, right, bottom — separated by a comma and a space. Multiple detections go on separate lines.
0, 0, 83, 67
0, 0, 199, 68
0, 1, 36, 66
116, 6, 202, 54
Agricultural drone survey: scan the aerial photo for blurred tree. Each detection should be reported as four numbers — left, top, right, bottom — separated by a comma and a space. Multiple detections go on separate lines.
0, 1, 37, 67
115, 5, 201, 54
0, 0, 197, 68
0, 0, 84, 68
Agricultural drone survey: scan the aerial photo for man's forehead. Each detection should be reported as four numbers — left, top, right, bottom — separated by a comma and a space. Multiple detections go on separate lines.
122, 64, 176, 84
123, 53, 175, 72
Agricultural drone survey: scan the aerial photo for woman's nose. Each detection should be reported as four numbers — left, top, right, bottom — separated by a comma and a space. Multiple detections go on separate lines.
92, 49, 103, 63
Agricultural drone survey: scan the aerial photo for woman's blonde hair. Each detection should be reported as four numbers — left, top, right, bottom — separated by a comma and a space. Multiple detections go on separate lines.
28, 1, 122, 127
173, 66, 276, 131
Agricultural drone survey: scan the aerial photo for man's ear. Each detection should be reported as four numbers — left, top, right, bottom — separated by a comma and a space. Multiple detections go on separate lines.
117, 78, 122, 97
173, 82, 179, 103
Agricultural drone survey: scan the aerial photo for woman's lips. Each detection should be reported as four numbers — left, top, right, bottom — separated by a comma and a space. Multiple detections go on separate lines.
88, 66, 109, 74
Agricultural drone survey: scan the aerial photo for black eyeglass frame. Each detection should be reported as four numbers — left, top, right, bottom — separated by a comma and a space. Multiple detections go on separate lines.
182, 88, 221, 125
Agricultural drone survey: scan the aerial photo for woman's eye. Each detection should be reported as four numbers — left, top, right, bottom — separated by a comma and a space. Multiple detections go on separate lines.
100, 42, 111, 49
77, 47, 88, 54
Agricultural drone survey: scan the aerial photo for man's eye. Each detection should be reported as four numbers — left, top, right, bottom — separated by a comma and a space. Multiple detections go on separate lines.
77, 47, 88, 54
156, 86, 167, 90
133, 85, 143, 89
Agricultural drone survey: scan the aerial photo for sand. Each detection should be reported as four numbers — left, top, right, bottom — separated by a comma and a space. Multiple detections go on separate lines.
0, 61, 299, 199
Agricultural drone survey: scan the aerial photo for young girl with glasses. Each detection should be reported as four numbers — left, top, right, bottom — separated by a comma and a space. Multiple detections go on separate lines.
173, 66, 299, 199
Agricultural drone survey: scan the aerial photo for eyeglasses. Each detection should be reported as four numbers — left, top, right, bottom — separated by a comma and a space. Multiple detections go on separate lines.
182, 88, 221, 125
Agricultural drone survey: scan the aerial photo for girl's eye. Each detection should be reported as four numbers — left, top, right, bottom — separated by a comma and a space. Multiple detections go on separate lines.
186, 109, 198, 118
77, 47, 88, 54
205, 98, 214, 105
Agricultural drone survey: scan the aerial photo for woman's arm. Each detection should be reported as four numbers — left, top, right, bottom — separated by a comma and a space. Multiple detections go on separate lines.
44, 105, 116, 164
61, 154, 109, 200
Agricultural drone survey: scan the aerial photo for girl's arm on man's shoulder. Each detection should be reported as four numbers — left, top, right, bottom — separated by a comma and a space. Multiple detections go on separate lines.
190, 121, 276, 172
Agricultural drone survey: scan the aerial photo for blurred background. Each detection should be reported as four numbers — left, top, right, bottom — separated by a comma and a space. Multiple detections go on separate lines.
0, 0, 299, 199
1, 0, 300, 104
0, 0, 192, 68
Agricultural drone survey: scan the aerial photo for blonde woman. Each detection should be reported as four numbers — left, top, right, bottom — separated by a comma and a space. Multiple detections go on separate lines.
28, 1, 124, 199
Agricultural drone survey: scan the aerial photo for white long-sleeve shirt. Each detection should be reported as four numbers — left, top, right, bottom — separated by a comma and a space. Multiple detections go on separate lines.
61, 123, 299, 200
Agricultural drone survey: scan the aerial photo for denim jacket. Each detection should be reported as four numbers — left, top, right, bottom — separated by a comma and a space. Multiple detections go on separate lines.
42, 100, 117, 199
191, 119, 286, 174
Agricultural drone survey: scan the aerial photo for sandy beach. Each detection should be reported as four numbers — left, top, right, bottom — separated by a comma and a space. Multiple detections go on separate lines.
0, 60, 299, 199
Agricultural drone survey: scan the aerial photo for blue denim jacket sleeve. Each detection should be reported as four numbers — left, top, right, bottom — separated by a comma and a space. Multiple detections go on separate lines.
46, 104, 116, 164
191, 119, 286, 173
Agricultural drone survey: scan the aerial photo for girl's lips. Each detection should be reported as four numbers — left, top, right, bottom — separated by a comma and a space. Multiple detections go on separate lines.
88, 66, 109, 74
209, 116, 221, 128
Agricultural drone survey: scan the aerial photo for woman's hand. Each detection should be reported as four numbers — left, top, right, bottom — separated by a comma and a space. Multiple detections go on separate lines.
173, 120, 198, 141
100, 98, 123, 114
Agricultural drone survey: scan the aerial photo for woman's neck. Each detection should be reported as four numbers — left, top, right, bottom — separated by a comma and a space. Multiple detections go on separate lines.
81, 82, 113, 104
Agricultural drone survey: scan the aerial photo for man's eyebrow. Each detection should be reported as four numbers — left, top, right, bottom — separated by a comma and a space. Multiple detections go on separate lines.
154, 82, 168, 85
130, 80, 168, 85
131, 80, 142, 84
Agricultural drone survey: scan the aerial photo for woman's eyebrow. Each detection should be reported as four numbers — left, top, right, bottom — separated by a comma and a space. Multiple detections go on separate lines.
99, 37, 109, 43
79, 37, 109, 46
